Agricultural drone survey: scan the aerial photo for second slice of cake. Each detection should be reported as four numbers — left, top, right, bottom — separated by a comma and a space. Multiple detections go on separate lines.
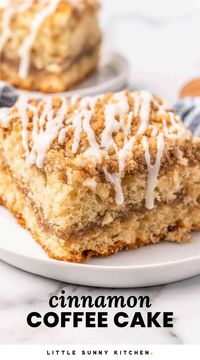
1, 90, 200, 262
0, 0, 101, 93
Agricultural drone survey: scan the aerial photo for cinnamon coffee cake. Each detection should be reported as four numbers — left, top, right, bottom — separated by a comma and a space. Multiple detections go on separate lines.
1, 90, 200, 262
0, 0, 101, 93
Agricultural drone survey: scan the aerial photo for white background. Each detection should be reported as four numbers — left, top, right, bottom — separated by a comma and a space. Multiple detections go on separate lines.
101, 0, 200, 101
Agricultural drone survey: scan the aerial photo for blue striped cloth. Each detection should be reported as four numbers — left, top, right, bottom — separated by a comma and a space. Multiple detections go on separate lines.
1, 82, 200, 135
174, 97, 200, 136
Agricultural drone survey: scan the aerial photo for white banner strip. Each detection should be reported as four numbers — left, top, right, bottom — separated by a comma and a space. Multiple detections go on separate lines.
0, 345, 199, 360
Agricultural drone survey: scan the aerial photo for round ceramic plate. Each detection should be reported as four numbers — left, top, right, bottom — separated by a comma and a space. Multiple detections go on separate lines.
1, 206, 200, 288
10, 51, 129, 99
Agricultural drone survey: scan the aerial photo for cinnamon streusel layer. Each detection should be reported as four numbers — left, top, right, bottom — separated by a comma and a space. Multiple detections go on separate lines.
1, 90, 200, 262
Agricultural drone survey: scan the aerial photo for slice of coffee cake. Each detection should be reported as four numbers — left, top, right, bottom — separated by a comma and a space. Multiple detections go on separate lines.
1, 90, 200, 262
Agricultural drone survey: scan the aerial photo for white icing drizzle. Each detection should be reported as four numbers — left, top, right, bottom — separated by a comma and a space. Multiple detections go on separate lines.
102, 90, 152, 204
71, 94, 81, 106
14, 96, 68, 168
101, 92, 130, 204
151, 125, 158, 137
16, 95, 32, 163
118, 112, 134, 174
162, 112, 186, 139
16, 3, 33, 13
82, 109, 102, 162
133, 95, 141, 118
137, 91, 153, 134
31, 97, 68, 168
0, 8, 13, 52
142, 133, 165, 209
103, 167, 124, 206
101, 103, 121, 150
58, 125, 72, 144
0, 91, 185, 209
83, 178, 97, 188
0, 107, 19, 128
118, 91, 152, 176
0, 2, 33, 53
18, 0, 60, 79
71, 110, 83, 154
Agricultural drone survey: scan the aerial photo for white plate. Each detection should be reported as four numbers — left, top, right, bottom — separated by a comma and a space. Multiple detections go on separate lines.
10, 51, 129, 99
1, 206, 200, 288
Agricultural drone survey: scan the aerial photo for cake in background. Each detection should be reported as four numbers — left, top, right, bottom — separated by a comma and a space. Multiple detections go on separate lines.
1, 90, 200, 262
0, 0, 101, 93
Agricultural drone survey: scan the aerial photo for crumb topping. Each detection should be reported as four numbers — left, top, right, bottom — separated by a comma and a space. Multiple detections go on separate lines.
0, 90, 191, 208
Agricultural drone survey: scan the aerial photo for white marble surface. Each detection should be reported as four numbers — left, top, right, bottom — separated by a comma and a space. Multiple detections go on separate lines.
0, 260, 200, 344
1, 0, 200, 345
